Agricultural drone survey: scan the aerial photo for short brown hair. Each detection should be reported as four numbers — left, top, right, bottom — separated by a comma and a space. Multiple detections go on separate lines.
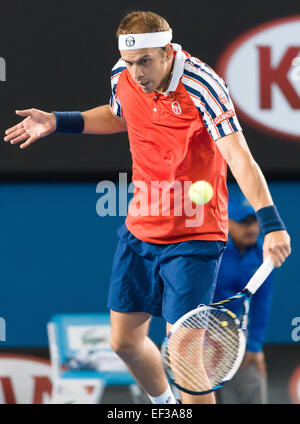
116, 11, 170, 37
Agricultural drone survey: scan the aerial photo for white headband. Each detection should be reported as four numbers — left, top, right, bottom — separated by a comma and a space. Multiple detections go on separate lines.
118, 29, 172, 50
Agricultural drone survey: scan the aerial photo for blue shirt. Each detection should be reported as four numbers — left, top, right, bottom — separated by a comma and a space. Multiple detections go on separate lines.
213, 236, 273, 352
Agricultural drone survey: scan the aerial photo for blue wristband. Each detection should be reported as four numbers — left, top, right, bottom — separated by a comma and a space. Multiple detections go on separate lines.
53, 111, 84, 134
256, 205, 286, 236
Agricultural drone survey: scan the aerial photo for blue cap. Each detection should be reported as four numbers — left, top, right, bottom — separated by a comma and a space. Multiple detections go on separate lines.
229, 193, 256, 222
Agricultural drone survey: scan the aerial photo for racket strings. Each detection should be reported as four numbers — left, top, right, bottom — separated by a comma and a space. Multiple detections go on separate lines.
164, 334, 212, 391
163, 308, 240, 392
188, 312, 239, 347
185, 310, 239, 351
167, 331, 236, 389
185, 312, 240, 375
164, 346, 207, 390
165, 333, 236, 392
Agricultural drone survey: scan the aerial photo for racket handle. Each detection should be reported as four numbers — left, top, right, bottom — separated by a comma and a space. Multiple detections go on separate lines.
245, 257, 274, 294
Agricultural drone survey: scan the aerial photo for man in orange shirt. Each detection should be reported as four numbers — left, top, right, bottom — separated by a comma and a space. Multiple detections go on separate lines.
4, 11, 291, 404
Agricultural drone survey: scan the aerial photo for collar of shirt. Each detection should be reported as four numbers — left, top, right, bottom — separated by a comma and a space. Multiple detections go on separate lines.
163, 43, 187, 95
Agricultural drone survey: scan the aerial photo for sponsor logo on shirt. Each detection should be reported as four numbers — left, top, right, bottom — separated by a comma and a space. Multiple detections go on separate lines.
214, 109, 235, 125
171, 101, 182, 115
218, 93, 228, 105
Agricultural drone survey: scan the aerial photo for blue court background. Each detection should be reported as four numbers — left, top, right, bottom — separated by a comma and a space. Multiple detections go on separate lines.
0, 181, 298, 347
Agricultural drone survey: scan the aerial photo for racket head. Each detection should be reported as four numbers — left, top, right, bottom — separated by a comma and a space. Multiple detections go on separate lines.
161, 305, 247, 395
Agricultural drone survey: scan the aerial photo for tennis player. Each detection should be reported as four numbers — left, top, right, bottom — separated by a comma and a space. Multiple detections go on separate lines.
3, 11, 291, 404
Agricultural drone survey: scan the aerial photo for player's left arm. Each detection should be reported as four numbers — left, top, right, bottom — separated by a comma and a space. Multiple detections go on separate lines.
216, 131, 291, 267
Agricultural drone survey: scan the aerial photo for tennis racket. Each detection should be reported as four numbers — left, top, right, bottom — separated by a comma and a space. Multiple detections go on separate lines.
161, 257, 274, 395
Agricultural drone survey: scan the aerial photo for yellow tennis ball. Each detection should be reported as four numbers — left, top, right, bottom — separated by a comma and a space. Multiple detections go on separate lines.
188, 181, 213, 205
220, 321, 228, 327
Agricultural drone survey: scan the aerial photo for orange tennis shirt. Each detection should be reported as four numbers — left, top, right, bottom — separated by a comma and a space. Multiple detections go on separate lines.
110, 44, 242, 244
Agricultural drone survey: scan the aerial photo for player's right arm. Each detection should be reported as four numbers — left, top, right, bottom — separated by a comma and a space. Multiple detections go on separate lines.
3, 105, 126, 149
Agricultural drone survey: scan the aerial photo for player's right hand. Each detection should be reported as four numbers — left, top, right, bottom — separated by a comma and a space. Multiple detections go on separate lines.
4, 108, 57, 149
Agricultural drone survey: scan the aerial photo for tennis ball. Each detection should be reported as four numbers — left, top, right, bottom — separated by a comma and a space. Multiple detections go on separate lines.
220, 321, 228, 327
188, 181, 213, 205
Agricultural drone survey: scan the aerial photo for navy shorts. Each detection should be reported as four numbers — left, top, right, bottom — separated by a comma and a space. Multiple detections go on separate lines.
107, 224, 226, 324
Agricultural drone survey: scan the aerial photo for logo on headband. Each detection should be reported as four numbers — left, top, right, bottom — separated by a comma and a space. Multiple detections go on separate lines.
125, 36, 135, 48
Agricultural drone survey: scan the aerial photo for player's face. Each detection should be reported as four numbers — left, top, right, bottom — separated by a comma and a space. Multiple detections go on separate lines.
120, 45, 174, 93
229, 219, 260, 250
